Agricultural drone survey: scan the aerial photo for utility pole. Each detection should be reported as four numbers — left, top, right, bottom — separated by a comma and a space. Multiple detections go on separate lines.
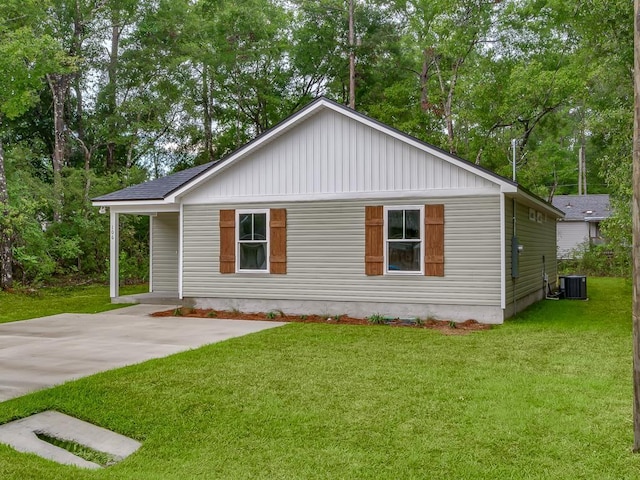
348, 0, 355, 109
578, 145, 587, 195
632, 0, 640, 453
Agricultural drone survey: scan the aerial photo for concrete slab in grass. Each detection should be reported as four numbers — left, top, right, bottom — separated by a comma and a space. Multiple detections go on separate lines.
0, 411, 141, 469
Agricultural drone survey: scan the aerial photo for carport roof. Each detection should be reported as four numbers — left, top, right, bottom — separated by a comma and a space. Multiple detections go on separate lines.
92, 161, 215, 202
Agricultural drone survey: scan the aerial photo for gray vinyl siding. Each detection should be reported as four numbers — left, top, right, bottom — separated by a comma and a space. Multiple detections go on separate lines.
557, 221, 589, 259
182, 195, 502, 306
151, 212, 179, 293
505, 200, 557, 307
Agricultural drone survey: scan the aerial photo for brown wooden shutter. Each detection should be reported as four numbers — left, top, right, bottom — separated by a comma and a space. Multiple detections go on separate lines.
270, 208, 287, 274
365, 206, 384, 276
219, 209, 236, 274
425, 204, 445, 276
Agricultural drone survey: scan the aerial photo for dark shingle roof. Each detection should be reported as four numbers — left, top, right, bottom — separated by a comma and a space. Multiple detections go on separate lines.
551, 194, 611, 221
92, 162, 215, 202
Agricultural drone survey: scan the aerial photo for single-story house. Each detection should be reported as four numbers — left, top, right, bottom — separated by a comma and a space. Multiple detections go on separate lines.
93, 97, 564, 324
551, 194, 611, 259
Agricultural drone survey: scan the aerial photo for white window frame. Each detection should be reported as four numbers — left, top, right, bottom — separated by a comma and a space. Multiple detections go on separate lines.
383, 205, 424, 275
236, 209, 270, 273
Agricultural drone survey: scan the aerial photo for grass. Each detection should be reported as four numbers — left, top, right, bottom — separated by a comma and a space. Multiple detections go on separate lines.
0, 284, 147, 324
34, 432, 116, 467
0, 278, 638, 478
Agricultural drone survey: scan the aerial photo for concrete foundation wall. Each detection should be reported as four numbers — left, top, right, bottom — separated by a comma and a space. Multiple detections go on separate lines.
185, 297, 506, 324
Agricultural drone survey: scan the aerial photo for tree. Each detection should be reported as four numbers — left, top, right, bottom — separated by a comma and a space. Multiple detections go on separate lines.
632, 0, 640, 453
0, 0, 64, 288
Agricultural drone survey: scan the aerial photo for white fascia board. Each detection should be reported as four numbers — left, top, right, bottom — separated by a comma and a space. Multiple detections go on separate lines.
167, 98, 513, 203
99, 204, 180, 215
93, 199, 170, 207
181, 187, 500, 206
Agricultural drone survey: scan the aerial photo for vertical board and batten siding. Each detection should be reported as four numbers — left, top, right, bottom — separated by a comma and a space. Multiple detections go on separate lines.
181, 109, 498, 205
151, 212, 179, 293
556, 222, 589, 259
504, 200, 557, 308
182, 195, 502, 306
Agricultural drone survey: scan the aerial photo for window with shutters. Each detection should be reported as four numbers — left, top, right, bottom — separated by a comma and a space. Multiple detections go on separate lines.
384, 206, 424, 274
220, 208, 286, 274
237, 210, 269, 272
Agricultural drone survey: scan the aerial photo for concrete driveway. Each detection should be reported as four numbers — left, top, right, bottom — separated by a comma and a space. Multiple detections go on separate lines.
0, 305, 285, 402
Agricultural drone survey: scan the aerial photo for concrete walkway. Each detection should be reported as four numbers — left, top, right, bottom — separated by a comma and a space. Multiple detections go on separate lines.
0, 305, 286, 402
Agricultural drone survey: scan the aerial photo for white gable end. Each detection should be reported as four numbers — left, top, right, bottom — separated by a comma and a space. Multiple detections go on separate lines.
182, 108, 500, 205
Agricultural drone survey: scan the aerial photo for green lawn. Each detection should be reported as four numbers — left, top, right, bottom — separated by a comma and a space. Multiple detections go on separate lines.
0, 284, 147, 324
0, 278, 638, 479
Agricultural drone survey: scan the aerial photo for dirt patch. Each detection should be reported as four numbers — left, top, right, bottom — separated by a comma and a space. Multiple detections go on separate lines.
151, 308, 491, 335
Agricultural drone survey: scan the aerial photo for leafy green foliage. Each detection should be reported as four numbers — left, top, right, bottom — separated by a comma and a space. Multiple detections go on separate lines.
0, 0, 633, 286
560, 243, 631, 278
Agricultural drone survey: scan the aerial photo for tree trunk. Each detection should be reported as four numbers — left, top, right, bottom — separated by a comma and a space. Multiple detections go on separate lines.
47, 73, 69, 223
633, 0, 640, 453
202, 67, 214, 162
73, 0, 85, 142
443, 58, 464, 155
420, 50, 430, 111
106, 12, 121, 171
0, 134, 13, 290
348, 0, 355, 109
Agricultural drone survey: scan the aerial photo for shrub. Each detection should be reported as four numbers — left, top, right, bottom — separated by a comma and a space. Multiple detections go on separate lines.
367, 313, 386, 325
559, 243, 630, 277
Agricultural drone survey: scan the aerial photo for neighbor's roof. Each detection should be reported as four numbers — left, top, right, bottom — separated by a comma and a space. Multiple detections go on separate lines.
92, 161, 215, 202
551, 194, 611, 222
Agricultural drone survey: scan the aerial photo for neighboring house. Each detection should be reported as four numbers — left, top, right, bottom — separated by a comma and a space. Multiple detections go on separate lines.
551, 194, 611, 259
93, 97, 563, 324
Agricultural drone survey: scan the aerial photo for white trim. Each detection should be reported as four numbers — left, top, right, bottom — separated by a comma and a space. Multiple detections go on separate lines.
383, 205, 424, 275
182, 188, 500, 206
166, 99, 513, 202
178, 203, 184, 299
236, 209, 270, 273
98, 204, 180, 214
500, 193, 506, 310
93, 199, 175, 208
149, 215, 154, 293
109, 211, 119, 299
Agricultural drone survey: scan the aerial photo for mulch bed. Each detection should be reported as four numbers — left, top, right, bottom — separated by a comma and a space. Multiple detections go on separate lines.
151, 308, 492, 335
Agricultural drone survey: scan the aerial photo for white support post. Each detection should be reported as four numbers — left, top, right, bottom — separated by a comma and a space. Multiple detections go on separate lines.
178, 204, 183, 300
110, 210, 119, 299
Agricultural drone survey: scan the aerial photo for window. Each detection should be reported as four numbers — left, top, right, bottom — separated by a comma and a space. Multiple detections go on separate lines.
385, 207, 423, 273
237, 210, 269, 271
220, 208, 286, 274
